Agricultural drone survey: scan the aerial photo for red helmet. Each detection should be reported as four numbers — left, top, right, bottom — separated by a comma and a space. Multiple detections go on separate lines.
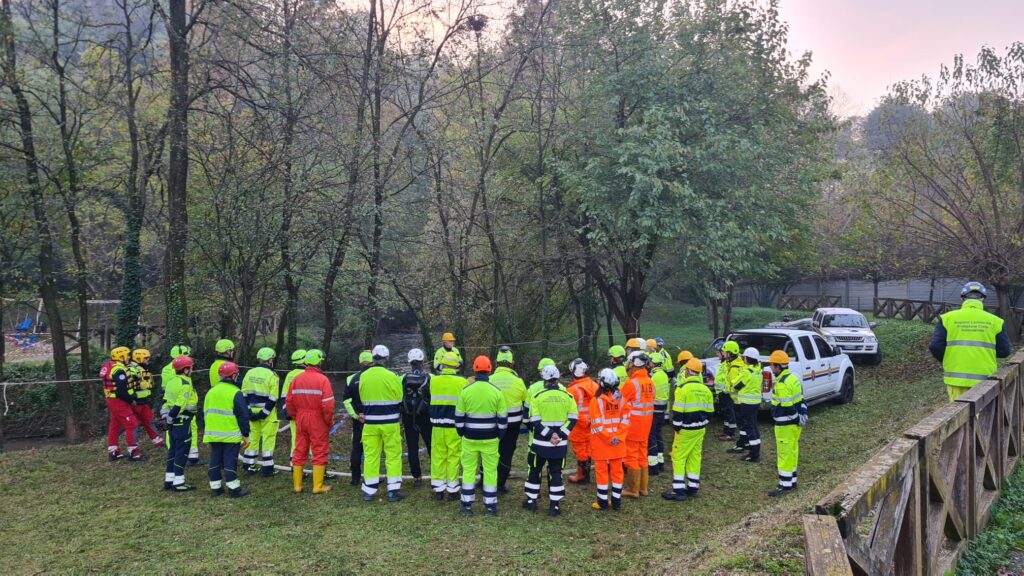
171, 356, 194, 372
218, 361, 240, 379
473, 355, 492, 374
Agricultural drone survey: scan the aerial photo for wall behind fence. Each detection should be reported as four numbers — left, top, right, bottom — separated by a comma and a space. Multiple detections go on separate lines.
803, 350, 1024, 575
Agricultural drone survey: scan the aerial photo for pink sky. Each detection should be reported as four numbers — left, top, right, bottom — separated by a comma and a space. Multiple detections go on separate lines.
777, 0, 1024, 116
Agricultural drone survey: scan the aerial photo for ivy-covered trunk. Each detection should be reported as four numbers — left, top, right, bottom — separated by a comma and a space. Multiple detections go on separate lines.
163, 0, 190, 347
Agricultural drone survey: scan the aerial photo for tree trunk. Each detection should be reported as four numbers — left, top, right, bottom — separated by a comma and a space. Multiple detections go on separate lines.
321, 232, 349, 354
710, 298, 720, 339
995, 283, 1021, 342
163, 0, 190, 347
723, 285, 735, 335
1, 0, 77, 441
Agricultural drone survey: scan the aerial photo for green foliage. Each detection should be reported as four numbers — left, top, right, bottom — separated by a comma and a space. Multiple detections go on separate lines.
956, 467, 1024, 575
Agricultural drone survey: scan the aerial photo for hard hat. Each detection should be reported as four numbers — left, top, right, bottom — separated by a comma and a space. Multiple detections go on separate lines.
440, 353, 461, 368
648, 351, 663, 365
961, 281, 987, 299
645, 338, 658, 350
171, 356, 194, 372
256, 347, 276, 362
537, 357, 555, 371
358, 350, 373, 365
684, 358, 704, 373
569, 358, 588, 378
496, 345, 514, 364
170, 344, 192, 358
131, 349, 151, 364
769, 350, 791, 365
215, 339, 235, 354
111, 346, 131, 362
541, 364, 561, 381
305, 349, 325, 366
722, 341, 740, 355
407, 348, 425, 363
627, 351, 649, 368
218, 361, 240, 379
625, 338, 644, 350
597, 368, 619, 389
677, 350, 694, 364
714, 341, 724, 351
442, 332, 456, 342
371, 345, 390, 359
473, 355, 493, 374
290, 349, 307, 365
743, 347, 760, 361
655, 337, 665, 347
608, 345, 626, 359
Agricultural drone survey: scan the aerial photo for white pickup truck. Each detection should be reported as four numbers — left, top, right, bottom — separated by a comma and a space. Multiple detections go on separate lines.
769, 308, 881, 365
703, 328, 856, 407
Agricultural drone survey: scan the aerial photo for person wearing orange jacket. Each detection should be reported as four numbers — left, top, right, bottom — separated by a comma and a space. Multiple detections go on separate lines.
620, 350, 655, 498
287, 349, 336, 494
589, 368, 631, 511
566, 358, 598, 485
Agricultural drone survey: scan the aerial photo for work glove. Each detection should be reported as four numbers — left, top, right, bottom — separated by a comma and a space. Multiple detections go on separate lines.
798, 402, 809, 428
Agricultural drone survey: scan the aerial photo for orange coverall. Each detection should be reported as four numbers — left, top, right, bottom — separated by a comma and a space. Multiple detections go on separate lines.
589, 391, 631, 508
620, 368, 655, 469
567, 376, 599, 463
286, 366, 335, 467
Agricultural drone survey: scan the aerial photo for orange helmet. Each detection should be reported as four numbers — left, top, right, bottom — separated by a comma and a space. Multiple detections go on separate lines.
625, 338, 644, 350
769, 350, 791, 365
676, 350, 694, 364
684, 358, 703, 373
473, 355, 492, 374
645, 338, 658, 350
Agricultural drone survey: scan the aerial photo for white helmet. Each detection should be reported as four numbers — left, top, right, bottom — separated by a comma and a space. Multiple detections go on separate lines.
541, 365, 561, 381
597, 368, 619, 388
627, 351, 649, 368
372, 345, 390, 359
743, 347, 760, 361
569, 358, 588, 378
407, 348, 425, 363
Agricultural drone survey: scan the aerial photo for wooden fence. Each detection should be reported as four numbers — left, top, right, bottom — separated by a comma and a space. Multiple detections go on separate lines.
874, 297, 1024, 329
779, 295, 842, 311
804, 350, 1024, 575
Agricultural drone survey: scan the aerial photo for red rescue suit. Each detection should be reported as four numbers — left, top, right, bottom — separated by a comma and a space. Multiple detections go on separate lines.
100, 360, 138, 455
286, 366, 335, 466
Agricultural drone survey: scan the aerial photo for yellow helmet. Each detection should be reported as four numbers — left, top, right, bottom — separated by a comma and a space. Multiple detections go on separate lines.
131, 349, 151, 364
769, 350, 791, 365
676, 350, 694, 364
111, 346, 131, 363
442, 332, 455, 342
645, 338, 658, 350
625, 338, 644, 350
684, 358, 703, 373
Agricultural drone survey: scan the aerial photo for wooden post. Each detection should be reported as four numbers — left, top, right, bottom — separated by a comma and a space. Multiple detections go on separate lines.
803, 515, 853, 576
956, 380, 1002, 536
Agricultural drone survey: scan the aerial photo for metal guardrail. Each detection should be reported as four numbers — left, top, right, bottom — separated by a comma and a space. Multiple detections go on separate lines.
804, 350, 1024, 575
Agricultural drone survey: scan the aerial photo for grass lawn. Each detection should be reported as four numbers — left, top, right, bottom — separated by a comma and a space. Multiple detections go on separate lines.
0, 306, 949, 575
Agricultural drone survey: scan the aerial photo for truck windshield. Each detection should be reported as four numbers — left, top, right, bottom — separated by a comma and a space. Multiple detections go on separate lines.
822, 314, 868, 328
728, 333, 794, 357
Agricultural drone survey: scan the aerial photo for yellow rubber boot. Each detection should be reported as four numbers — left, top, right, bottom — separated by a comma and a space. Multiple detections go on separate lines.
312, 465, 332, 494
292, 466, 304, 493
622, 467, 640, 499
639, 466, 650, 496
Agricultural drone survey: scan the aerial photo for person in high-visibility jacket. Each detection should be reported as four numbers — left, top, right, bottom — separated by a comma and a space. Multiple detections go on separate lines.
350, 345, 405, 502
401, 348, 432, 487
524, 358, 563, 475
929, 282, 1012, 401
647, 351, 670, 475
100, 346, 145, 461
203, 362, 251, 498
654, 337, 675, 378
608, 345, 628, 384
162, 344, 201, 465
163, 356, 198, 492
287, 349, 335, 494
433, 332, 463, 374
728, 347, 763, 463
489, 346, 527, 494
709, 344, 735, 441
567, 358, 598, 485
209, 339, 236, 388
241, 347, 280, 477
721, 341, 746, 443
420, 352, 467, 500
767, 350, 809, 496
128, 348, 165, 449
524, 365, 577, 517
278, 349, 306, 456
456, 356, 507, 517
342, 351, 374, 485
590, 368, 631, 511
620, 351, 655, 498
662, 358, 714, 501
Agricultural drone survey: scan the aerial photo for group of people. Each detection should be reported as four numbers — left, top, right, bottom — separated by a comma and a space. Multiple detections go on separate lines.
100, 331, 813, 514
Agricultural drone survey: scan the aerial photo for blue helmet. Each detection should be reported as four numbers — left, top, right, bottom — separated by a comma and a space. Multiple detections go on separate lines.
714, 341, 725, 351
961, 281, 987, 299
655, 337, 665, 347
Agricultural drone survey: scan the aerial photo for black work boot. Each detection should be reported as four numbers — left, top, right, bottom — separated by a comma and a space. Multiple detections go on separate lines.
210, 487, 225, 497
485, 505, 498, 517
523, 499, 537, 512
227, 487, 250, 498
548, 502, 561, 517
460, 503, 473, 517
433, 491, 445, 501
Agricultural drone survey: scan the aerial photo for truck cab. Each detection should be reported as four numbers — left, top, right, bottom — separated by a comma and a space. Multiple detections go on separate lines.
703, 329, 856, 407
811, 307, 881, 365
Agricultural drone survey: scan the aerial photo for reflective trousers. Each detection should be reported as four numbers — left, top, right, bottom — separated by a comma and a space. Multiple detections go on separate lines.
461, 437, 499, 506
525, 454, 565, 502
430, 426, 462, 494
719, 393, 737, 436
625, 438, 649, 469
208, 442, 241, 490
594, 458, 624, 506
243, 418, 278, 475
671, 428, 705, 495
164, 418, 192, 486
947, 385, 969, 401
570, 436, 591, 464
736, 403, 761, 459
362, 422, 402, 496
775, 424, 801, 490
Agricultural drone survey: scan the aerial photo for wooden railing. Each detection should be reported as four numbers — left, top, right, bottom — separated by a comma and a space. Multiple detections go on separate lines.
779, 295, 842, 311
804, 350, 1024, 575
873, 297, 1024, 329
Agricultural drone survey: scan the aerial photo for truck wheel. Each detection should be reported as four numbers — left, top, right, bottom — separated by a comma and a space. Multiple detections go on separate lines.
835, 372, 854, 405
